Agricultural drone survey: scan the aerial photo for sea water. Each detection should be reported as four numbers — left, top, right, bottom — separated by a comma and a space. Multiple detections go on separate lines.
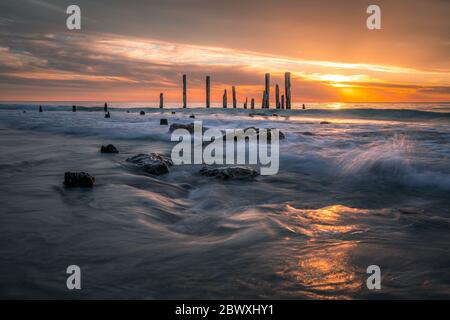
0, 102, 449, 299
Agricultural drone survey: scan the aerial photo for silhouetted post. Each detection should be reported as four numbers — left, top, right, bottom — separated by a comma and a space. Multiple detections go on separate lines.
251, 98, 255, 109
281, 95, 285, 109
223, 89, 227, 108
232, 86, 237, 108
275, 84, 280, 109
104, 103, 108, 113
244, 97, 248, 109
302, 103, 306, 110
183, 74, 187, 108
285, 72, 291, 109
39, 105, 43, 112
265, 73, 270, 108
72, 105, 76, 112
159, 93, 164, 109
261, 91, 265, 108
206, 76, 210, 108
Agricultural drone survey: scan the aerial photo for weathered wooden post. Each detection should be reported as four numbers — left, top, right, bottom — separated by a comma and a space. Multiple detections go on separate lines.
183, 74, 187, 108
275, 84, 280, 109
159, 93, 164, 109
251, 98, 255, 109
39, 105, 43, 112
206, 76, 210, 108
265, 73, 270, 108
232, 86, 237, 108
285, 72, 291, 109
244, 97, 248, 109
261, 91, 265, 109
104, 102, 108, 113
72, 105, 76, 112
281, 95, 285, 109
223, 89, 227, 108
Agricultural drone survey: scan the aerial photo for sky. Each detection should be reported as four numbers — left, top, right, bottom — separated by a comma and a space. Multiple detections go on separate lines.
0, 0, 449, 103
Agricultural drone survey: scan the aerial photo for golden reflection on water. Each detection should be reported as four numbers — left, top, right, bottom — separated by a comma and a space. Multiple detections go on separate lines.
278, 205, 367, 299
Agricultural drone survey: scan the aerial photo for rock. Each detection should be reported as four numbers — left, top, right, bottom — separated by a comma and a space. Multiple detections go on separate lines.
140, 110, 145, 115
160, 119, 168, 125
200, 166, 259, 180
189, 114, 195, 118
126, 153, 173, 175
126, 110, 130, 113
320, 121, 331, 125
100, 144, 119, 153
171, 111, 176, 114
64, 172, 95, 187
105, 112, 111, 118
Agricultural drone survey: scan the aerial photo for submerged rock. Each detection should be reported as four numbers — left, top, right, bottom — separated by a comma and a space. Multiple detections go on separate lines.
171, 111, 176, 114
169, 123, 209, 134
64, 172, 95, 187
320, 121, 331, 125
160, 119, 168, 125
140, 110, 145, 115
105, 111, 111, 118
200, 166, 259, 180
189, 114, 195, 118
126, 153, 173, 175
100, 144, 119, 153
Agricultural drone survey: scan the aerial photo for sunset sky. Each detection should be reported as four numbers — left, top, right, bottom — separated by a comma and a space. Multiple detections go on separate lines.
0, 0, 449, 103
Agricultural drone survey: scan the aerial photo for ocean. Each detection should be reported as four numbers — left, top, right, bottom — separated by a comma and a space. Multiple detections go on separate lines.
0, 102, 449, 299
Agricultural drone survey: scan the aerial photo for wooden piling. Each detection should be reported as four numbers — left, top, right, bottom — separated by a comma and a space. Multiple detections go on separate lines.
275, 84, 280, 109
223, 89, 227, 108
206, 76, 210, 108
281, 95, 285, 109
244, 97, 248, 109
285, 72, 291, 109
251, 98, 255, 109
232, 86, 237, 108
104, 103, 108, 113
183, 74, 187, 108
265, 73, 270, 108
159, 93, 164, 109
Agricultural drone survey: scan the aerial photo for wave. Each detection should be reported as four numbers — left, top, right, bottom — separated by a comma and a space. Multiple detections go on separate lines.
2, 104, 450, 121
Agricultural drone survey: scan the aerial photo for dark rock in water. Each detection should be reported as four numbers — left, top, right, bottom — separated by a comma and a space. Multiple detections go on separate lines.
105, 111, 111, 118
126, 110, 130, 113
300, 132, 315, 136
160, 119, 168, 125
189, 114, 195, 118
64, 172, 95, 187
171, 111, 176, 114
140, 110, 145, 115
39, 105, 43, 112
320, 121, 331, 125
126, 153, 173, 175
100, 144, 119, 153
169, 123, 209, 134
200, 166, 259, 180
72, 105, 76, 112
23, 110, 26, 113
